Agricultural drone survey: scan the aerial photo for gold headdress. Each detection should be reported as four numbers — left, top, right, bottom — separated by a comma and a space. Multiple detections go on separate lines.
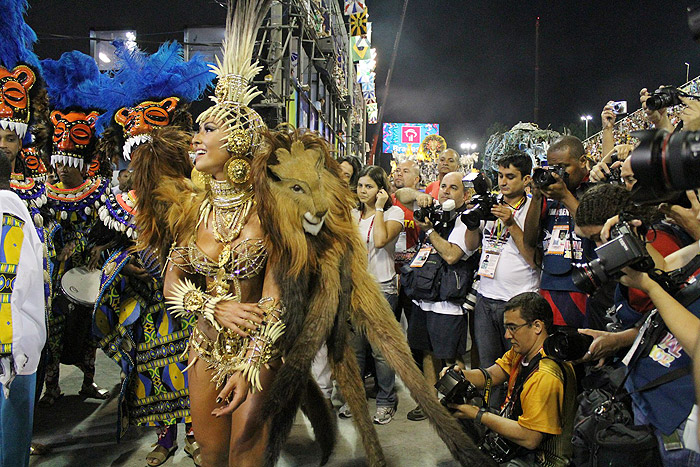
196, 0, 273, 169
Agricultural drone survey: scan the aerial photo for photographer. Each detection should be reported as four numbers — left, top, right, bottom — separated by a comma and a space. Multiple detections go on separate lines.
574, 185, 700, 464
465, 152, 540, 407
405, 172, 477, 419
426, 149, 461, 199
445, 292, 576, 467
523, 136, 597, 328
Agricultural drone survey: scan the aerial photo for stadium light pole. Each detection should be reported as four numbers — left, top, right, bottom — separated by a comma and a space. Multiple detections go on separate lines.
580, 115, 592, 139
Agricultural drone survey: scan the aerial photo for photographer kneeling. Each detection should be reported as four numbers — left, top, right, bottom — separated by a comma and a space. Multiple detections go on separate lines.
443, 292, 576, 467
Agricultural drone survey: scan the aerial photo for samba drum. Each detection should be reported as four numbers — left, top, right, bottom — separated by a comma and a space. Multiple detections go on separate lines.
60, 266, 101, 307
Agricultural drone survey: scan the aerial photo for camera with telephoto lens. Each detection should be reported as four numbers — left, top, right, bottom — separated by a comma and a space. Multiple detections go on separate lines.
435, 367, 482, 408
628, 129, 700, 203
461, 172, 499, 230
543, 327, 594, 361
531, 165, 569, 189
645, 86, 687, 111
572, 221, 655, 295
414, 198, 458, 233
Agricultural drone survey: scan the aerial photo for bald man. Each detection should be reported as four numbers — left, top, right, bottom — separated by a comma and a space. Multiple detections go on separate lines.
425, 149, 460, 199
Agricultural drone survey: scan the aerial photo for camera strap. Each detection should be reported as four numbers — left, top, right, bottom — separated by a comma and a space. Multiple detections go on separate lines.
478, 367, 492, 406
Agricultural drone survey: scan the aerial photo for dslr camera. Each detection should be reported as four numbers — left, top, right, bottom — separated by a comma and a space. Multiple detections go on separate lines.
414, 198, 458, 233
629, 128, 700, 203
531, 165, 569, 189
572, 221, 655, 295
645, 86, 686, 111
543, 327, 594, 361
461, 172, 500, 230
435, 367, 482, 408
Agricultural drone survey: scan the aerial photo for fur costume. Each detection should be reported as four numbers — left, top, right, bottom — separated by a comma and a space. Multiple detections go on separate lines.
252, 128, 495, 466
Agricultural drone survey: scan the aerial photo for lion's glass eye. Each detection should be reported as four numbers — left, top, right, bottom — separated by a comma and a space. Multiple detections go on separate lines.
291, 184, 304, 193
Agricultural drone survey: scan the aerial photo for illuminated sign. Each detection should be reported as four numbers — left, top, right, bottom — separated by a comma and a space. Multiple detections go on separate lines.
382, 123, 439, 154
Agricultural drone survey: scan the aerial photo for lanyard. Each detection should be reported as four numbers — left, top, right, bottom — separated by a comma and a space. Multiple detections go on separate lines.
359, 211, 375, 247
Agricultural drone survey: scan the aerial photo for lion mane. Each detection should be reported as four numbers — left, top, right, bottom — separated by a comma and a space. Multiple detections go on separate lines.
252, 127, 493, 467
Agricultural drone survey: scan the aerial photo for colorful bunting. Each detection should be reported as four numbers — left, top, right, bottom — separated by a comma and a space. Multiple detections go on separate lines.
350, 10, 368, 36
344, 0, 366, 15
351, 36, 371, 62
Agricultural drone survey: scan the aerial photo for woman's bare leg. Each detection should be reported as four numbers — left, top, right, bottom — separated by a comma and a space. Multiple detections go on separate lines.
188, 352, 232, 465
227, 364, 277, 467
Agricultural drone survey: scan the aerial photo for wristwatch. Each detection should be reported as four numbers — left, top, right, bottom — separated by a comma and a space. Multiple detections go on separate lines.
425, 228, 434, 237
476, 407, 488, 424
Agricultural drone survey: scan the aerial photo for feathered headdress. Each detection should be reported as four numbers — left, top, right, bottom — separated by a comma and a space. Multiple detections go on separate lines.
96, 41, 213, 159
0, 0, 40, 71
0, 0, 43, 140
41, 51, 106, 111
196, 0, 273, 158
41, 51, 107, 171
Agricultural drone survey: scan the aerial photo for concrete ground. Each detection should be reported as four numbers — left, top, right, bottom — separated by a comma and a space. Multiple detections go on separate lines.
29, 351, 464, 467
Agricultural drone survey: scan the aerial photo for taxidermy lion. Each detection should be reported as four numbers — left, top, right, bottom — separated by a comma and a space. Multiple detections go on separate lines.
252, 128, 493, 466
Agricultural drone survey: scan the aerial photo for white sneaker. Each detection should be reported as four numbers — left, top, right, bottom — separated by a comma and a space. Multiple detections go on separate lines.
338, 402, 352, 418
373, 405, 396, 425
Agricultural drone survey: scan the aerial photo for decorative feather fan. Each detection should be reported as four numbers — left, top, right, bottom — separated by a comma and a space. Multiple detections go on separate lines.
0, 0, 40, 70
41, 51, 106, 110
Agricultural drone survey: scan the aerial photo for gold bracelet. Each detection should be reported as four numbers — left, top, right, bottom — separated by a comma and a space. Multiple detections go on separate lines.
166, 278, 234, 331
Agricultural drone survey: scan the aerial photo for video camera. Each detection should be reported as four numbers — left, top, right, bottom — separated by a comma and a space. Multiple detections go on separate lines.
531, 165, 569, 189
572, 220, 655, 295
461, 172, 500, 230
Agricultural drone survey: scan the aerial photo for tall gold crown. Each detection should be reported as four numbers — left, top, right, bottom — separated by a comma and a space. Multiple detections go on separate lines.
197, 0, 273, 158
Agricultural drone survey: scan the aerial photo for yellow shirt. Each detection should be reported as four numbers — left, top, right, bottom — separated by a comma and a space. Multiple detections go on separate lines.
496, 348, 576, 466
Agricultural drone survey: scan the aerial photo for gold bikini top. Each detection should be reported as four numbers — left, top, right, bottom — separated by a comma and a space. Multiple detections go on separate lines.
171, 236, 267, 281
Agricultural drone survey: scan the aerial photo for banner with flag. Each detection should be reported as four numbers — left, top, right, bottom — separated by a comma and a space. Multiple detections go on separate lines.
344, 0, 366, 15
351, 36, 371, 62
350, 10, 368, 36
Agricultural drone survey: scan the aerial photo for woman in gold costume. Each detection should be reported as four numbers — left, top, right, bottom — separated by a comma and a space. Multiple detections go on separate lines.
128, 1, 286, 464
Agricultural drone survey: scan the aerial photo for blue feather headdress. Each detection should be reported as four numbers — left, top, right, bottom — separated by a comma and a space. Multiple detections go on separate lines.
96, 41, 214, 135
41, 51, 107, 111
0, 0, 40, 71
0, 0, 43, 142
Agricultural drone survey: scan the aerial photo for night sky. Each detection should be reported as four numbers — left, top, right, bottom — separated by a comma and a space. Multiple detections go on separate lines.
369, 1, 699, 151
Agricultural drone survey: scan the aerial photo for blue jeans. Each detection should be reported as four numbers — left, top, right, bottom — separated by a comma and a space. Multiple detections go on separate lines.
634, 405, 700, 466
0, 372, 36, 467
349, 292, 398, 408
474, 294, 511, 408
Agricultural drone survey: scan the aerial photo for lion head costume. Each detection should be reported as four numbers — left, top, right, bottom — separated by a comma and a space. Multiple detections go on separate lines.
252, 127, 493, 467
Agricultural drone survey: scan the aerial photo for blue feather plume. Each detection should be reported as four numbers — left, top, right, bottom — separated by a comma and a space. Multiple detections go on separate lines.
95, 41, 214, 134
41, 51, 108, 110
0, 0, 40, 70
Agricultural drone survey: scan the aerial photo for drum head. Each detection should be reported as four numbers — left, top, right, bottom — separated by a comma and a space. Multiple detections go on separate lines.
60, 266, 101, 307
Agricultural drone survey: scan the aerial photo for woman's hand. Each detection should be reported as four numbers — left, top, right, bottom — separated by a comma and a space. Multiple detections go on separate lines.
375, 189, 389, 210
211, 372, 249, 417
214, 300, 264, 337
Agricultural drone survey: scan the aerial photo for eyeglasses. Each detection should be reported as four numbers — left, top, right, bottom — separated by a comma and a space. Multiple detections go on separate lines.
504, 322, 531, 334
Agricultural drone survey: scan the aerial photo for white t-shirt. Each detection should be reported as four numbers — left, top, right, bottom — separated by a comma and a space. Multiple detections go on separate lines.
415, 216, 475, 315
476, 196, 540, 301
352, 205, 404, 284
